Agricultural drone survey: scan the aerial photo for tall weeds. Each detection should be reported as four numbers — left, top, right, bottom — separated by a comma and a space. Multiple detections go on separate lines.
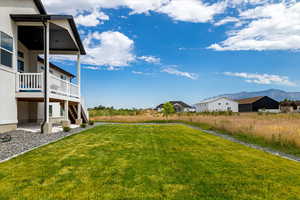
91, 112, 300, 149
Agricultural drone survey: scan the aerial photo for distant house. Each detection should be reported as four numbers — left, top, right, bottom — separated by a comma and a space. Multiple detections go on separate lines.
194, 97, 238, 112
280, 101, 300, 113
155, 101, 195, 112
236, 96, 279, 112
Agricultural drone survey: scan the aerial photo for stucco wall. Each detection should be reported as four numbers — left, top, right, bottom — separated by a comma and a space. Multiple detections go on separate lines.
37, 102, 64, 123
0, 70, 18, 125
0, 0, 39, 127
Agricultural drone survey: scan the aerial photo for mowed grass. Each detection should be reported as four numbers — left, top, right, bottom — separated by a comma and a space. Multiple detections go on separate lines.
1, 125, 300, 200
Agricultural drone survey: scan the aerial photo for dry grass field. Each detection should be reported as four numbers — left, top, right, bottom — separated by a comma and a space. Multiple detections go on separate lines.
91, 112, 300, 150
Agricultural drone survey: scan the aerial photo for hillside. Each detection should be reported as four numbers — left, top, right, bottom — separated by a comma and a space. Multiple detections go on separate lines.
215, 89, 300, 101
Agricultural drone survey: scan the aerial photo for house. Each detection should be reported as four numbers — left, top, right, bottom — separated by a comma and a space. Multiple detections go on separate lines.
155, 101, 195, 112
279, 101, 300, 113
236, 96, 279, 112
194, 97, 238, 112
0, 0, 88, 133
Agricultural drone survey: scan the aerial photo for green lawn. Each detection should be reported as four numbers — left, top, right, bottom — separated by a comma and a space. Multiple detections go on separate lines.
1, 124, 300, 200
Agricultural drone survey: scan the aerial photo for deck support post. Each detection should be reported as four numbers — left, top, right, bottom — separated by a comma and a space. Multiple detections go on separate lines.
62, 100, 70, 128
41, 20, 52, 133
76, 54, 82, 125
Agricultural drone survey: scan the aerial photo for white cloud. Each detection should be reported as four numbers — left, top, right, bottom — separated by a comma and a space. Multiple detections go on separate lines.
75, 9, 109, 27
54, 31, 136, 69
43, 0, 227, 23
224, 72, 296, 86
157, 0, 227, 23
209, 2, 300, 51
83, 31, 135, 68
132, 70, 153, 75
83, 66, 100, 70
138, 56, 161, 64
162, 67, 198, 80
214, 16, 240, 26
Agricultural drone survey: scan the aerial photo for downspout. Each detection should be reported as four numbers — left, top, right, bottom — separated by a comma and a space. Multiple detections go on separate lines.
41, 19, 48, 133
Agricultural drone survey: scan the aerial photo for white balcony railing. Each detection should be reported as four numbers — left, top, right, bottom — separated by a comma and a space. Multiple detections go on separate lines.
16, 73, 43, 91
16, 73, 80, 99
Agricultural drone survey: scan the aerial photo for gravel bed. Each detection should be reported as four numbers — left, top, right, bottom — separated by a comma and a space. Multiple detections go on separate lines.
0, 123, 102, 163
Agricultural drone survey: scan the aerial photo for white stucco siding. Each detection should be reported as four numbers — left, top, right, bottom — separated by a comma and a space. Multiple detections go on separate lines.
37, 62, 73, 82
0, 0, 39, 36
0, 70, 17, 125
0, 0, 40, 126
38, 102, 63, 121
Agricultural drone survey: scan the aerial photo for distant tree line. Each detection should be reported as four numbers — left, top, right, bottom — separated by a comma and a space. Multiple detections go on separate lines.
89, 105, 144, 117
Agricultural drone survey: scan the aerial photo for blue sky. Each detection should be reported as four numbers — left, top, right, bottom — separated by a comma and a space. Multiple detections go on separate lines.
43, 0, 300, 108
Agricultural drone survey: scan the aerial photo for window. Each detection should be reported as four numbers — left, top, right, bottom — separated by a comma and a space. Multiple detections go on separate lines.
17, 50, 25, 72
18, 51, 24, 58
49, 105, 53, 117
226, 103, 229, 105
60, 75, 67, 80
0, 32, 13, 68
60, 105, 64, 117
218, 103, 221, 105
50, 70, 54, 74
18, 60, 24, 72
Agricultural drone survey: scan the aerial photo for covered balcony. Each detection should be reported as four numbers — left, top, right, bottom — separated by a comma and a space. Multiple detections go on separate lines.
10, 14, 87, 133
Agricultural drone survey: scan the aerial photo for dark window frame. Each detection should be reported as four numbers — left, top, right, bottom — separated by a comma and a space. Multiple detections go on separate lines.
0, 31, 13, 68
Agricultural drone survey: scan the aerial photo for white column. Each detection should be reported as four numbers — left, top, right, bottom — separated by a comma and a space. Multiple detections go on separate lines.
64, 100, 69, 120
45, 21, 50, 123
77, 54, 81, 121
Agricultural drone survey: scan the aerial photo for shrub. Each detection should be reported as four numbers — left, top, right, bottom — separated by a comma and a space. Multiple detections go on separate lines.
88, 120, 95, 126
63, 126, 71, 132
80, 123, 87, 128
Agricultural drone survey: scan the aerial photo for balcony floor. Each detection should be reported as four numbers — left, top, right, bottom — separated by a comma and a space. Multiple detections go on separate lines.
16, 91, 80, 103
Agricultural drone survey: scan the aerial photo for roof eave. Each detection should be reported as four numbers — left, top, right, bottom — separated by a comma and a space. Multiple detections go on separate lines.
33, 0, 47, 14
10, 14, 86, 55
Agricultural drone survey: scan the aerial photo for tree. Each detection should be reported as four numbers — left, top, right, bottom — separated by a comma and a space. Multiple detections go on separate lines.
162, 102, 175, 119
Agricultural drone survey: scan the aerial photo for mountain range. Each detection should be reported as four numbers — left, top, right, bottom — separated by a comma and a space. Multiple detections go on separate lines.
214, 89, 300, 102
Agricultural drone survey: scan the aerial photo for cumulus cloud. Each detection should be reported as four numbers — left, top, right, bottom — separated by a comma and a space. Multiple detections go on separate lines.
43, 0, 227, 23
157, 0, 227, 23
209, 2, 300, 51
214, 16, 240, 26
54, 31, 135, 69
138, 56, 161, 64
75, 9, 109, 27
224, 72, 296, 86
83, 31, 135, 68
162, 67, 198, 80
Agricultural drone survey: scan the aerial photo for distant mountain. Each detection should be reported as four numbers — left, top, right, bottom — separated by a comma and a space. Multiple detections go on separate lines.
214, 89, 300, 102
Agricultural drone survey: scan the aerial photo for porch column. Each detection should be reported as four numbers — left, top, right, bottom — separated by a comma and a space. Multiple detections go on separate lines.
62, 100, 70, 128
64, 101, 69, 120
41, 21, 52, 133
76, 54, 82, 125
